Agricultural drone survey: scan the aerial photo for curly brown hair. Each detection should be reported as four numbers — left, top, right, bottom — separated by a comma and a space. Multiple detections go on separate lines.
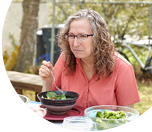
57, 9, 116, 80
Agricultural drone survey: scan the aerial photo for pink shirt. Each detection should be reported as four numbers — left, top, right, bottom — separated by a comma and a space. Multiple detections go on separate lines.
52, 53, 140, 108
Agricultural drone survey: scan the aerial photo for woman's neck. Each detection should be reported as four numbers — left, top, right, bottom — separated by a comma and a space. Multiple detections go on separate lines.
80, 57, 94, 68
80, 57, 95, 81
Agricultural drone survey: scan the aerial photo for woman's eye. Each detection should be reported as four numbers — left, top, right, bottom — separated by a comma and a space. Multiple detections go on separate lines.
69, 35, 74, 37
80, 35, 87, 38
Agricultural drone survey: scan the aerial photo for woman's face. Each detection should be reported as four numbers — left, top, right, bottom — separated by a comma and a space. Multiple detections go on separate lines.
68, 19, 94, 59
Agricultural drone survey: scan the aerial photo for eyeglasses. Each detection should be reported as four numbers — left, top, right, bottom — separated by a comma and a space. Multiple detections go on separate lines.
65, 34, 93, 42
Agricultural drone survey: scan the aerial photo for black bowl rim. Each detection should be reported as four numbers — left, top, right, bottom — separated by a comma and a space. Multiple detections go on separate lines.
37, 90, 79, 101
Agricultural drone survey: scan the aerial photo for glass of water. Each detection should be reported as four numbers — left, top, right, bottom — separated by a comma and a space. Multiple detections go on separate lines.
62, 116, 93, 131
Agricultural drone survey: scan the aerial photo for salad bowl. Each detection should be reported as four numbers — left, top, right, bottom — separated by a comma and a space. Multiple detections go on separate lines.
37, 90, 79, 115
84, 105, 139, 130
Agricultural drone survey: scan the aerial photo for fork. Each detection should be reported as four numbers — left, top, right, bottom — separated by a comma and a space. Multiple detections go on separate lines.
49, 67, 64, 93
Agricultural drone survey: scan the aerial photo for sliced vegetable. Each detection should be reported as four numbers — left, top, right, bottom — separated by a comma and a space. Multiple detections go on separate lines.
52, 97, 56, 100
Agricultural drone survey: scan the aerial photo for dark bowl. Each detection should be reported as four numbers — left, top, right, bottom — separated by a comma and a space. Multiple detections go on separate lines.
37, 91, 79, 115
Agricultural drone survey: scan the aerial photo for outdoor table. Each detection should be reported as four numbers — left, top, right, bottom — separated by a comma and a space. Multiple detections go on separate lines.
27, 101, 63, 126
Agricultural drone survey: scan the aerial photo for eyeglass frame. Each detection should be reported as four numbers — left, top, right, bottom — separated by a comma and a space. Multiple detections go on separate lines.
64, 33, 94, 42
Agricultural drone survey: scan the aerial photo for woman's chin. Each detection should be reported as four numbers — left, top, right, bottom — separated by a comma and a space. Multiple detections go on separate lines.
73, 54, 82, 58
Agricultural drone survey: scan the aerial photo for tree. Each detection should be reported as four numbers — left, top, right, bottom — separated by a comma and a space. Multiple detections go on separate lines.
15, 0, 40, 72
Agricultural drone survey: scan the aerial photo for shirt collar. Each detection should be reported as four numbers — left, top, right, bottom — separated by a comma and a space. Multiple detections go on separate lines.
76, 58, 80, 64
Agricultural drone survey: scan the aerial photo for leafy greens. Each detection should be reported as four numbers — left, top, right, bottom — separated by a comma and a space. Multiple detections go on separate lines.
42, 89, 71, 100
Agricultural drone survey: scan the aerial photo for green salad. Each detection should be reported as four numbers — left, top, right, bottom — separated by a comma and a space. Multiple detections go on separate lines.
42, 90, 71, 100
96, 110, 126, 119
92, 110, 128, 130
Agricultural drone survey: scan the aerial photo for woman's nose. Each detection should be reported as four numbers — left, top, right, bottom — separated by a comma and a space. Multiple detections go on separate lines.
73, 37, 80, 47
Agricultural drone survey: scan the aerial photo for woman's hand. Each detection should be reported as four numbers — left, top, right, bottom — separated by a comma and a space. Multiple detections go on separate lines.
39, 60, 54, 91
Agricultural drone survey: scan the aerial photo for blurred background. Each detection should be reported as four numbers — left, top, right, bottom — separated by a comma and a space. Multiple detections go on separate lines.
2, 0, 152, 115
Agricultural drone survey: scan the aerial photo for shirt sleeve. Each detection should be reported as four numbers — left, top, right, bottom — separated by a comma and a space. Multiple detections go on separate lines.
115, 60, 141, 106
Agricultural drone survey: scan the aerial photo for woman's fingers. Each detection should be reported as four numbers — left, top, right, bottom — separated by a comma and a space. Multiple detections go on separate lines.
39, 65, 50, 78
42, 60, 54, 71
39, 60, 55, 82
42, 60, 51, 67
42, 60, 54, 72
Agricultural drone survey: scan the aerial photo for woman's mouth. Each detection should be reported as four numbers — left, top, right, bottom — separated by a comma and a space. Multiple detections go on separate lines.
73, 49, 82, 52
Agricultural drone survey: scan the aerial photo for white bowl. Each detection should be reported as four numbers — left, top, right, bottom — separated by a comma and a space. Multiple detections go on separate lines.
19, 94, 29, 104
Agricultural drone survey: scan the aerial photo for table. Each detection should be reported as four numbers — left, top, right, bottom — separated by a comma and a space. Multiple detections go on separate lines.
27, 101, 92, 131
27, 101, 63, 126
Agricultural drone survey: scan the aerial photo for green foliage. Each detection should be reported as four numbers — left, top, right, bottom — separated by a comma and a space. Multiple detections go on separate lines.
48, 1, 151, 41
49, 2, 82, 24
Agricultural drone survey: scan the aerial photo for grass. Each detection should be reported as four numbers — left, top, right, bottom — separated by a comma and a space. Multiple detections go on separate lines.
134, 79, 152, 115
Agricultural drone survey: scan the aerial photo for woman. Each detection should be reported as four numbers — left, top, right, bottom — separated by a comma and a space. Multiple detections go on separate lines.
39, 9, 140, 109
